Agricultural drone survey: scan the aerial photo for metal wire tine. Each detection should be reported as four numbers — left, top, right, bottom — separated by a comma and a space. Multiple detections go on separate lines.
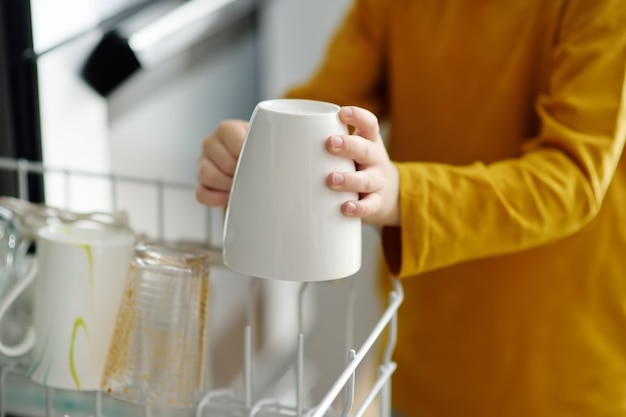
345, 276, 358, 354
197, 396, 244, 417
205, 207, 213, 249
264, 402, 301, 415
383, 304, 398, 365
110, 173, 118, 212
390, 279, 404, 305
249, 398, 279, 417
45, 387, 52, 417
353, 363, 397, 417
244, 278, 260, 408
379, 366, 390, 417
0, 366, 11, 417
303, 406, 318, 417
95, 390, 102, 417
296, 333, 304, 417
296, 282, 313, 417
247, 279, 260, 327
157, 179, 165, 241
341, 349, 357, 417
195, 389, 234, 417
64, 168, 71, 209
207, 207, 225, 250
384, 279, 403, 364
245, 324, 253, 409
17, 159, 29, 201
298, 283, 310, 335
0, 157, 18, 171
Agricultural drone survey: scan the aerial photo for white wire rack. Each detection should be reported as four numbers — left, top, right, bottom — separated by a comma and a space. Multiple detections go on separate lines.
0, 157, 403, 417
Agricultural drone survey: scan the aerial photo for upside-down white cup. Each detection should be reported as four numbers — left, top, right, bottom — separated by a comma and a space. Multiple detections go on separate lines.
0, 224, 134, 390
223, 99, 362, 281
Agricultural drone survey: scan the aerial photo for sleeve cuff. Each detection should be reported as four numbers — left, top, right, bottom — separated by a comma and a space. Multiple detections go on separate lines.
380, 162, 430, 278
381, 225, 402, 276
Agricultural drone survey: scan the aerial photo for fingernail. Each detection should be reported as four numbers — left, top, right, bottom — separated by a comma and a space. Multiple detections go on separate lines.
331, 135, 343, 148
341, 107, 353, 118
331, 172, 344, 186
345, 202, 357, 214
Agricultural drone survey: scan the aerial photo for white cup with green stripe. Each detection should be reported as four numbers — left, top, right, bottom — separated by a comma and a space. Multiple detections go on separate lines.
0, 224, 134, 391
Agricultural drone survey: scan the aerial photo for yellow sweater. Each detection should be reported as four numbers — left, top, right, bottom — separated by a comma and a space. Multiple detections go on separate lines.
287, 0, 626, 416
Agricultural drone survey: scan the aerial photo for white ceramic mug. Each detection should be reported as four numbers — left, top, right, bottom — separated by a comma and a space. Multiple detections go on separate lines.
223, 99, 362, 281
0, 224, 134, 391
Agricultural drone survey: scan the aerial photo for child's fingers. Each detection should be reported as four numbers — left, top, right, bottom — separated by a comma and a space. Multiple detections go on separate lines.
203, 136, 239, 176
341, 193, 382, 219
326, 134, 380, 166
327, 170, 381, 194
198, 158, 233, 192
195, 184, 230, 207
214, 120, 248, 158
338, 106, 380, 141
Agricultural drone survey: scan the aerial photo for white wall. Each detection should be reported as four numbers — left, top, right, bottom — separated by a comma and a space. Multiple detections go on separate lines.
258, 0, 352, 99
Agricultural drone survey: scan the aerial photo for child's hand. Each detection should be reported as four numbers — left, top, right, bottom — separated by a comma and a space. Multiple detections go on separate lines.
196, 120, 248, 207
326, 106, 400, 226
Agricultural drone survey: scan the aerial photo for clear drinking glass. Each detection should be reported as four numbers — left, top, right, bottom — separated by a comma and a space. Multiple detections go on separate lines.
0, 205, 32, 361
101, 242, 211, 410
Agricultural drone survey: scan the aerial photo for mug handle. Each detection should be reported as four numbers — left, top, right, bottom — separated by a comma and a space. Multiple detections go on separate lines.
0, 259, 38, 357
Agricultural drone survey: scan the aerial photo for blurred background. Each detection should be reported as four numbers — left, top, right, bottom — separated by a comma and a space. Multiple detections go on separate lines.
0, 0, 384, 415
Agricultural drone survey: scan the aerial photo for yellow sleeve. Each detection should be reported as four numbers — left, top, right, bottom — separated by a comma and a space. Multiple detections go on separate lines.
382, 0, 626, 277
284, 0, 389, 116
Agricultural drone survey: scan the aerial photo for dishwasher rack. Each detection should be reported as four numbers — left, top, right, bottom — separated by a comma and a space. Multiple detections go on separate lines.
0, 158, 403, 417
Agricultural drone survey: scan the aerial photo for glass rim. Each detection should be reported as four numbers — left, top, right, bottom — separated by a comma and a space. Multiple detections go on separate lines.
134, 242, 211, 273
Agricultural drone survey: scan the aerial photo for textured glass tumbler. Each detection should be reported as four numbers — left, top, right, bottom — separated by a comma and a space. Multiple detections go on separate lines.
101, 243, 210, 408
0, 205, 32, 359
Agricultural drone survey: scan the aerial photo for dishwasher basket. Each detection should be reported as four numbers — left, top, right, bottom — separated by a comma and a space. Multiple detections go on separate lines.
0, 158, 403, 417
